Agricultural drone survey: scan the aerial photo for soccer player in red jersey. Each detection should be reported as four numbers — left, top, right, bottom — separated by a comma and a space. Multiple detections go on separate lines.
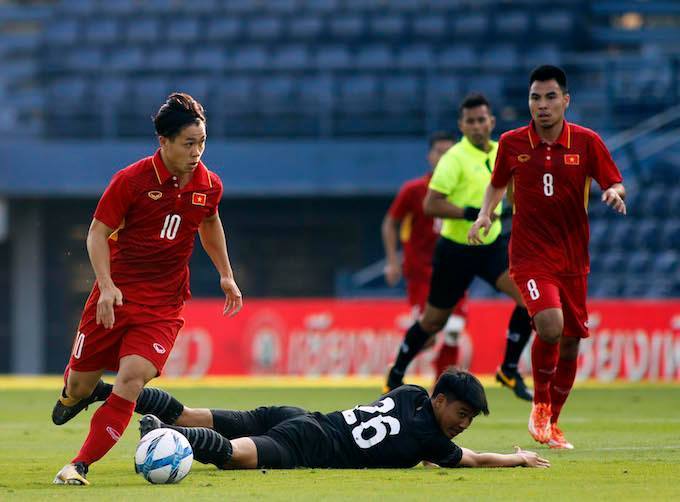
52, 93, 243, 485
469, 66, 626, 449
382, 132, 469, 385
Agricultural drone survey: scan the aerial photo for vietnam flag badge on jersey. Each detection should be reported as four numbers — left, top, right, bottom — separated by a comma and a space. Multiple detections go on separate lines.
564, 154, 580, 165
192, 192, 207, 206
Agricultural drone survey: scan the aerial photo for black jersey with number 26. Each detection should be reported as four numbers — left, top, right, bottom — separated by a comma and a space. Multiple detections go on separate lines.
315, 385, 463, 468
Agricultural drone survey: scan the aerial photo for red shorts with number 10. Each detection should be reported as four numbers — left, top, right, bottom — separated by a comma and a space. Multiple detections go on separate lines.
68, 287, 185, 375
511, 271, 589, 338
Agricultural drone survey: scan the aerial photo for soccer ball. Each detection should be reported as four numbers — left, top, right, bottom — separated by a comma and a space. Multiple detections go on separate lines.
135, 428, 193, 484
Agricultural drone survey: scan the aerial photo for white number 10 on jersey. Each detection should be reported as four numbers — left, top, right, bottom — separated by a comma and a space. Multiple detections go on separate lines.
160, 214, 182, 240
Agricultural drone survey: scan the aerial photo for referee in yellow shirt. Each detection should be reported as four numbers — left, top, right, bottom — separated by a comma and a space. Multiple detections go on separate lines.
385, 94, 533, 401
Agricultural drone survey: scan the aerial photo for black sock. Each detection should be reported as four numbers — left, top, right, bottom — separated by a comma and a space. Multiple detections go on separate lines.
501, 306, 532, 372
211, 406, 306, 439
167, 425, 233, 468
392, 322, 433, 376
135, 388, 185, 424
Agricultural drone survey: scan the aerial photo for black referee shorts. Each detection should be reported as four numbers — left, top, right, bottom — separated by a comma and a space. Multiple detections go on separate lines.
428, 236, 509, 310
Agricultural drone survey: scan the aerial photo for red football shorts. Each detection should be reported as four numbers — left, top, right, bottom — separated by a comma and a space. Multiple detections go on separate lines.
511, 271, 589, 338
407, 276, 468, 318
69, 289, 184, 375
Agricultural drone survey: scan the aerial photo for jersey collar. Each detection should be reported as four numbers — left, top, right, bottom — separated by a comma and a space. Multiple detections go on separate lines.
459, 135, 497, 157
151, 149, 212, 189
527, 120, 571, 149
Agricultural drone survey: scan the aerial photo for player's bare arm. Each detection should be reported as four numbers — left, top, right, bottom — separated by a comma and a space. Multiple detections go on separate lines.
87, 218, 123, 329
601, 182, 626, 215
468, 184, 507, 245
381, 214, 402, 286
458, 446, 550, 468
198, 211, 243, 317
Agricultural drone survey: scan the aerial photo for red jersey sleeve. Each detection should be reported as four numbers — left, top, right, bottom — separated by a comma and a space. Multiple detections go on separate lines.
94, 171, 134, 229
208, 173, 223, 217
388, 184, 412, 221
587, 133, 623, 190
490, 134, 513, 188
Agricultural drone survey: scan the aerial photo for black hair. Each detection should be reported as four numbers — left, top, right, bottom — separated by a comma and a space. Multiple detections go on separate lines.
432, 369, 489, 415
458, 93, 492, 118
428, 130, 456, 149
529, 65, 568, 93
153, 92, 206, 139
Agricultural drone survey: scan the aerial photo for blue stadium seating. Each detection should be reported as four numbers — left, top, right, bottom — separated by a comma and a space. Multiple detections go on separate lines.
189, 47, 227, 71
412, 15, 446, 38
231, 46, 269, 71
272, 45, 311, 70
148, 47, 185, 71
494, 11, 530, 35
84, 19, 118, 45
167, 19, 200, 43
125, 18, 160, 44
248, 17, 283, 41
453, 13, 489, 37
314, 46, 352, 69
44, 19, 78, 45
289, 16, 324, 40
205, 18, 241, 41
355, 45, 394, 70
370, 15, 406, 39
397, 45, 435, 69
108, 47, 145, 71
330, 15, 365, 39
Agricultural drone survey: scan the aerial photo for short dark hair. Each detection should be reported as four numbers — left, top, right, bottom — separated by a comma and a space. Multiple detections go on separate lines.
153, 92, 206, 139
529, 65, 568, 93
458, 93, 492, 118
428, 130, 456, 149
432, 369, 489, 415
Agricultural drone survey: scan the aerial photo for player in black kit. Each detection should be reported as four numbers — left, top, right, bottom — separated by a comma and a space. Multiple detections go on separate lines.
136, 370, 550, 469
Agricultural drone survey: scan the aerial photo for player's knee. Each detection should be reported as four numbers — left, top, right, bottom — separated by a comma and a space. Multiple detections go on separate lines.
66, 380, 96, 400
114, 374, 146, 400
536, 324, 562, 344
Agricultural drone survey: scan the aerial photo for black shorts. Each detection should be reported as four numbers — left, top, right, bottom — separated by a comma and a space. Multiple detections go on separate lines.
428, 236, 508, 310
251, 413, 336, 469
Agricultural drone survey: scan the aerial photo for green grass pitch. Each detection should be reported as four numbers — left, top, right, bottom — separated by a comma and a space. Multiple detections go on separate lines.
1, 382, 679, 501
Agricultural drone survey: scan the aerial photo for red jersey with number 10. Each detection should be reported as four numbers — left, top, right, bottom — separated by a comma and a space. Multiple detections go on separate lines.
93, 149, 223, 306
388, 174, 439, 279
491, 120, 622, 276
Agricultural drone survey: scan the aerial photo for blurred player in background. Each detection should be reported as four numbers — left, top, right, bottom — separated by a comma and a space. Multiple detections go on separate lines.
470, 65, 626, 449
137, 370, 550, 470
385, 94, 534, 401
382, 131, 468, 386
52, 93, 243, 485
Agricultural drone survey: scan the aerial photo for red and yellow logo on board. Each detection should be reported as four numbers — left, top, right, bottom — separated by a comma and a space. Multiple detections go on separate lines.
564, 154, 580, 165
192, 192, 207, 206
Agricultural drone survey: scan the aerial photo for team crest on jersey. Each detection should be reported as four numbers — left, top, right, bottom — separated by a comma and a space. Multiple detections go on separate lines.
192, 192, 207, 206
517, 154, 531, 163
564, 154, 580, 165
148, 190, 163, 200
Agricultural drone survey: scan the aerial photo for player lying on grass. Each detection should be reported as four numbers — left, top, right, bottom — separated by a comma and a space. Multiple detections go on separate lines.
134, 370, 549, 469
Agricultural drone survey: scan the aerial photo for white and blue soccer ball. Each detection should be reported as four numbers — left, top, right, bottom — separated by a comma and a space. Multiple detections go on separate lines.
135, 428, 193, 484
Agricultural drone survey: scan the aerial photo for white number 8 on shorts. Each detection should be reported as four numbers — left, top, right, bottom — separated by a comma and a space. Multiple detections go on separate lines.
527, 279, 540, 300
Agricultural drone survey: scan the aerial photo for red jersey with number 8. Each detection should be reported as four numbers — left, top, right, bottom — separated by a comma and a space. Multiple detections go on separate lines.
93, 150, 223, 306
491, 120, 622, 276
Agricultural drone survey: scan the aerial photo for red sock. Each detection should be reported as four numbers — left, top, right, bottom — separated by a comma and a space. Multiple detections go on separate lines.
72, 392, 135, 466
550, 358, 577, 423
433, 344, 459, 375
531, 337, 560, 405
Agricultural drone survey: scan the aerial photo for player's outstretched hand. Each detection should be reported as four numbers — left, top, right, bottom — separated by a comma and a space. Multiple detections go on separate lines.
384, 262, 401, 287
468, 215, 492, 245
221, 277, 243, 317
514, 446, 551, 468
96, 284, 123, 329
601, 188, 626, 215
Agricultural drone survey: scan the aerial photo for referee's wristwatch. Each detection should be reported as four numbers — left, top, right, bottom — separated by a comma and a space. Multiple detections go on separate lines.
462, 206, 480, 221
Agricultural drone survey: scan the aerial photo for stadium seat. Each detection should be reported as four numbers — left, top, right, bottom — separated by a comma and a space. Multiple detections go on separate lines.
148, 47, 185, 70
453, 13, 489, 37
214, 77, 254, 112
638, 186, 667, 218
314, 46, 352, 69
265, 0, 299, 13
93, 78, 129, 104
494, 11, 530, 36
288, 16, 324, 40
412, 15, 446, 38
58, 0, 95, 15
370, 15, 406, 39
141, 0, 177, 13
343, 0, 381, 10
651, 250, 678, 275
297, 75, 333, 108
166, 18, 200, 43
536, 11, 574, 34
205, 18, 241, 41
230, 46, 269, 71
125, 18, 160, 43
660, 220, 680, 250
397, 44, 435, 69
189, 47, 227, 71
302, 0, 338, 13
272, 45, 310, 70
600, 251, 626, 274
390, 0, 423, 11
481, 45, 519, 70
464, 75, 504, 102
108, 47, 145, 71
523, 45, 561, 67
338, 75, 380, 111
99, 0, 135, 16
48, 77, 88, 106
84, 19, 118, 45
44, 19, 79, 45
256, 76, 296, 112
426, 75, 461, 107
180, 0, 218, 13
330, 16, 365, 39
355, 45, 394, 69
67, 47, 103, 72
589, 276, 622, 297
438, 45, 477, 68
383, 75, 422, 111
248, 17, 283, 41
620, 277, 650, 298
222, 0, 257, 13
589, 219, 609, 251
626, 250, 652, 274
171, 77, 211, 103
131, 78, 171, 110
